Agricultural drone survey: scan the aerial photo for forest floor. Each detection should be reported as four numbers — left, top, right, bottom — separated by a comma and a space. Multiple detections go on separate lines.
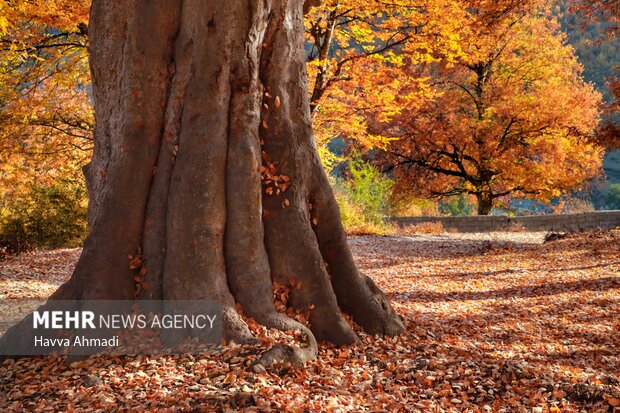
0, 230, 619, 412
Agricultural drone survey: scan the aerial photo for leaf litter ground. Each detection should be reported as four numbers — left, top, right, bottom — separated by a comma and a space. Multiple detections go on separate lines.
0, 230, 619, 412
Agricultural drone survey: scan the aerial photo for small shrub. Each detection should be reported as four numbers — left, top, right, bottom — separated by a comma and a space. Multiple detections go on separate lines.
0, 180, 88, 255
333, 186, 367, 229
345, 156, 393, 223
333, 155, 394, 234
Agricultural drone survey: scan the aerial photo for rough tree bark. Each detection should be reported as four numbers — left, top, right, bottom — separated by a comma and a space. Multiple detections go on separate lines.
475, 192, 494, 215
0, 0, 404, 365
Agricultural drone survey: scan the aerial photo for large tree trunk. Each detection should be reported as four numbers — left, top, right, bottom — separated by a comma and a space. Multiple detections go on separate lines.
0, 0, 403, 365
476, 192, 494, 215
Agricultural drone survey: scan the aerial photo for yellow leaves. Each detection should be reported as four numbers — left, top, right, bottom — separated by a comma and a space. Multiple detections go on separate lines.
385, 7, 604, 203
0, 5, 8, 36
348, 25, 374, 44
305, 0, 469, 151
0, 1, 92, 206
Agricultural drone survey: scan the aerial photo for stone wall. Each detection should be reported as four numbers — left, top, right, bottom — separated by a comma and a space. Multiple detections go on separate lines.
390, 211, 620, 233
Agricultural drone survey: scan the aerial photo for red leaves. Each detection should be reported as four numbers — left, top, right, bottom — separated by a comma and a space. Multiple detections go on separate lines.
127, 249, 142, 270
2, 230, 620, 411
271, 279, 308, 325
128, 248, 147, 298
260, 155, 290, 199
288, 276, 301, 291
271, 281, 290, 315
607, 396, 620, 407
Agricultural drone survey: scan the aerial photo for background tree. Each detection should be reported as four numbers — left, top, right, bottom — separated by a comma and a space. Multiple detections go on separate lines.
304, 0, 468, 155
600, 78, 620, 148
383, 8, 603, 214
569, 0, 620, 36
0, 0, 92, 172
0, 0, 91, 250
569, 0, 620, 149
0, 0, 404, 365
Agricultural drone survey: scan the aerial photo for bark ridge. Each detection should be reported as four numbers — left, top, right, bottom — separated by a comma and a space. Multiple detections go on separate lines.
0, 0, 404, 365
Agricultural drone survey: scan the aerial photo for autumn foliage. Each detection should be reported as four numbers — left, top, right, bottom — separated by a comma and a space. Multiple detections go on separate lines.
304, 0, 466, 152
0, 0, 613, 241
303, 0, 607, 215
2, 231, 620, 411
0, 1, 619, 411
0, 1, 91, 250
569, 0, 620, 149
0, 0, 91, 169
382, 5, 603, 214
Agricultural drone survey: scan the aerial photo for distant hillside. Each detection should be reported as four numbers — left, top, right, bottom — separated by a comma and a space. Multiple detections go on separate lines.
556, 2, 620, 103
556, 2, 620, 185
603, 150, 620, 184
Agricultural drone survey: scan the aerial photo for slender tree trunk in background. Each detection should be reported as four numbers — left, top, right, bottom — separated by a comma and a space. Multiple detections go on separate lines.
476, 193, 494, 215
0, 0, 403, 365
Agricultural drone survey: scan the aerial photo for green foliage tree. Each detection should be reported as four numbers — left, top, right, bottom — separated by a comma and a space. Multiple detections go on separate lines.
334, 155, 394, 231
605, 183, 620, 209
